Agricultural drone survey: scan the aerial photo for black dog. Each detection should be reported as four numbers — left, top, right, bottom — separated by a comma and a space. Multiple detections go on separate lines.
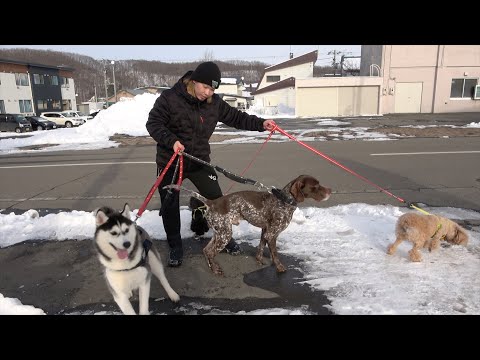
190, 197, 209, 237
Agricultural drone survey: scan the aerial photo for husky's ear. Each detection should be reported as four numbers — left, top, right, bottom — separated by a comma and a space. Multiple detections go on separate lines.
95, 209, 109, 226
121, 203, 131, 218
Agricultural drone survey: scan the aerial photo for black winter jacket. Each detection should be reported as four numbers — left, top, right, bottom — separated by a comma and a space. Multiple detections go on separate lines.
146, 71, 266, 171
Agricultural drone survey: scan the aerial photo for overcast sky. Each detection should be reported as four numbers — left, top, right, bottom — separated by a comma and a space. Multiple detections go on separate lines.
0, 45, 361, 66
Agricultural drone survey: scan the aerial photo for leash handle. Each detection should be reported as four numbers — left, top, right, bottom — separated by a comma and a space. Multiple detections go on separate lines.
176, 154, 183, 186
225, 128, 276, 194
136, 150, 179, 220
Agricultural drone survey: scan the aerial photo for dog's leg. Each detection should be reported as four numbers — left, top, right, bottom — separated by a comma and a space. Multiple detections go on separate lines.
203, 228, 232, 276
386, 235, 405, 256
255, 228, 268, 265
149, 251, 180, 302
428, 236, 442, 252
408, 242, 423, 262
113, 294, 137, 315
138, 278, 151, 315
264, 227, 287, 273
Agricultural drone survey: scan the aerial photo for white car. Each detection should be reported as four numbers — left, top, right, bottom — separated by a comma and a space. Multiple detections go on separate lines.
61, 110, 93, 122
40, 112, 85, 128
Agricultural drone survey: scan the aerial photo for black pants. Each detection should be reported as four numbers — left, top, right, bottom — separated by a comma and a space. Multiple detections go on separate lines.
157, 164, 222, 250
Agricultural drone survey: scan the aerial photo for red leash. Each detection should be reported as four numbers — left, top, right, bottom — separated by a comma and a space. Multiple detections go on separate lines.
274, 125, 407, 204
136, 150, 183, 220
225, 129, 276, 194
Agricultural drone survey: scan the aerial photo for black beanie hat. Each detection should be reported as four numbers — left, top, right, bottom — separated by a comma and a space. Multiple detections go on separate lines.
190, 62, 221, 89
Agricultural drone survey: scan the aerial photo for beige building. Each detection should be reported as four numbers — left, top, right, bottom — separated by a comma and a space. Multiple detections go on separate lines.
296, 76, 383, 117
254, 46, 480, 117
216, 78, 250, 109
253, 51, 317, 114
361, 45, 480, 114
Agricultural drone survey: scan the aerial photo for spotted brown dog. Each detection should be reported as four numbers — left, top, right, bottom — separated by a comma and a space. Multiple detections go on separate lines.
165, 175, 331, 275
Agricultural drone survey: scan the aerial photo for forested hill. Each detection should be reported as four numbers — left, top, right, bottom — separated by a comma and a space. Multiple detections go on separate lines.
0, 48, 270, 102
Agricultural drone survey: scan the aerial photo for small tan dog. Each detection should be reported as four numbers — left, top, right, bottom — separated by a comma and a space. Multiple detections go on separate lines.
387, 212, 469, 262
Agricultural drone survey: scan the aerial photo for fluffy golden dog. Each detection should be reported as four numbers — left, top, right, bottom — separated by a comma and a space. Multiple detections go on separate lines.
387, 212, 469, 262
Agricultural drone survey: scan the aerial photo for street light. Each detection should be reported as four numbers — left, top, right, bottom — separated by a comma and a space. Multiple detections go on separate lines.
104, 67, 108, 108
111, 60, 117, 104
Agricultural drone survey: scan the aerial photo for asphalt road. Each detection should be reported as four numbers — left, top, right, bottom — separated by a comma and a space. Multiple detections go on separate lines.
1, 137, 479, 212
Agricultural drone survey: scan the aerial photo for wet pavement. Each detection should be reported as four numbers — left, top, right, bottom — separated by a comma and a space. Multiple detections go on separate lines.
0, 236, 332, 315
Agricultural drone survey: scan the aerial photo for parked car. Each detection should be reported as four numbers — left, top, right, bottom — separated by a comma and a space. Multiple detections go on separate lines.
25, 116, 57, 131
61, 110, 93, 121
0, 113, 33, 133
40, 112, 85, 128
89, 110, 102, 118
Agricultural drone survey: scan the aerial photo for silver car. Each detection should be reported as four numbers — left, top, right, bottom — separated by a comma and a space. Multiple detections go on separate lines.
40, 112, 85, 128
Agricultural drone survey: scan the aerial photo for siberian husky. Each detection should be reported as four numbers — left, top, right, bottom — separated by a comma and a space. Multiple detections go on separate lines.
94, 204, 180, 315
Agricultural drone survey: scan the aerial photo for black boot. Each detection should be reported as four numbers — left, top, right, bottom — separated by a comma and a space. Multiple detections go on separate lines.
168, 247, 183, 267
167, 235, 183, 267
190, 197, 209, 237
224, 238, 241, 255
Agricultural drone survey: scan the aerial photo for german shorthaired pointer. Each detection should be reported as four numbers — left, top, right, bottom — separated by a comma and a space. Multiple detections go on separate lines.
165, 175, 331, 276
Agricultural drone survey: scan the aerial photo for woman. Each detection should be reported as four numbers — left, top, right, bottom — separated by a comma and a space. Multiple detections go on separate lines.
146, 61, 276, 267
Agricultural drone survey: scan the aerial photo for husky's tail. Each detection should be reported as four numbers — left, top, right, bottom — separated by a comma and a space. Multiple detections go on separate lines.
162, 185, 210, 206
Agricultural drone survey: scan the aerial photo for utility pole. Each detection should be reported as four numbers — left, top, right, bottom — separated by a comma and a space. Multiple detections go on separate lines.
111, 60, 117, 104
104, 63, 108, 108
328, 50, 343, 76
340, 54, 360, 77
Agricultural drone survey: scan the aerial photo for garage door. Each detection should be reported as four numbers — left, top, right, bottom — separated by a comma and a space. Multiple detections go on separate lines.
394, 82, 423, 113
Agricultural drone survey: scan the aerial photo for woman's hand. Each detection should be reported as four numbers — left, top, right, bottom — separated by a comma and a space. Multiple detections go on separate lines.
263, 119, 277, 131
173, 141, 185, 153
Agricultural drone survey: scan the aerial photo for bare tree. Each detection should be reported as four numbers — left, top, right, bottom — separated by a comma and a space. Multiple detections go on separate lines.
0, 48, 269, 102
202, 49, 215, 61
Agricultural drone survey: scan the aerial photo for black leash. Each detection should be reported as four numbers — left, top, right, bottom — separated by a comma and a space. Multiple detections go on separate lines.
181, 151, 296, 206
181, 151, 270, 191
158, 155, 181, 217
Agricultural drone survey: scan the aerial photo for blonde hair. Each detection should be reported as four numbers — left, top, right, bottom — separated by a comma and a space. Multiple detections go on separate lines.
184, 78, 213, 104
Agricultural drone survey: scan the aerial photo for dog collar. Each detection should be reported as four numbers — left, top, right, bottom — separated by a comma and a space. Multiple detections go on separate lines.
430, 223, 442, 239
271, 187, 297, 206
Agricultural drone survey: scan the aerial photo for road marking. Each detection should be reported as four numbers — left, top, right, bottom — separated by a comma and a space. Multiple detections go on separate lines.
0, 161, 156, 169
371, 151, 480, 156
0, 195, 157, 202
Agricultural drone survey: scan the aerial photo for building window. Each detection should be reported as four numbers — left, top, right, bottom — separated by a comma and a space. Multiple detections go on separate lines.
51, 75, 59, 86
62, 99, 72, 110
52, 100, 61, 109
0, 100, 5, 114
33, 74, 45, 85
37, 99, 48, 111
266, 75, 280, 83
19, 100, 33, 113
15, 73, 29, 86
450, 78, 478, 98
60, 77, 69, 87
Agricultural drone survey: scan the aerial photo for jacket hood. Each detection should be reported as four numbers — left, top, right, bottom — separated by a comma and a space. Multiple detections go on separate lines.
172, 71, 196, 103
173, 70, 217, 105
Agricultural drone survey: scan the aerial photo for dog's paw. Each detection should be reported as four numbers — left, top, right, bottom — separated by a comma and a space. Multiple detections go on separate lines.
386, 244, 395, 255
169, 292, 180, 303
209, 263, 224, 276
276, 264, 287, 273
